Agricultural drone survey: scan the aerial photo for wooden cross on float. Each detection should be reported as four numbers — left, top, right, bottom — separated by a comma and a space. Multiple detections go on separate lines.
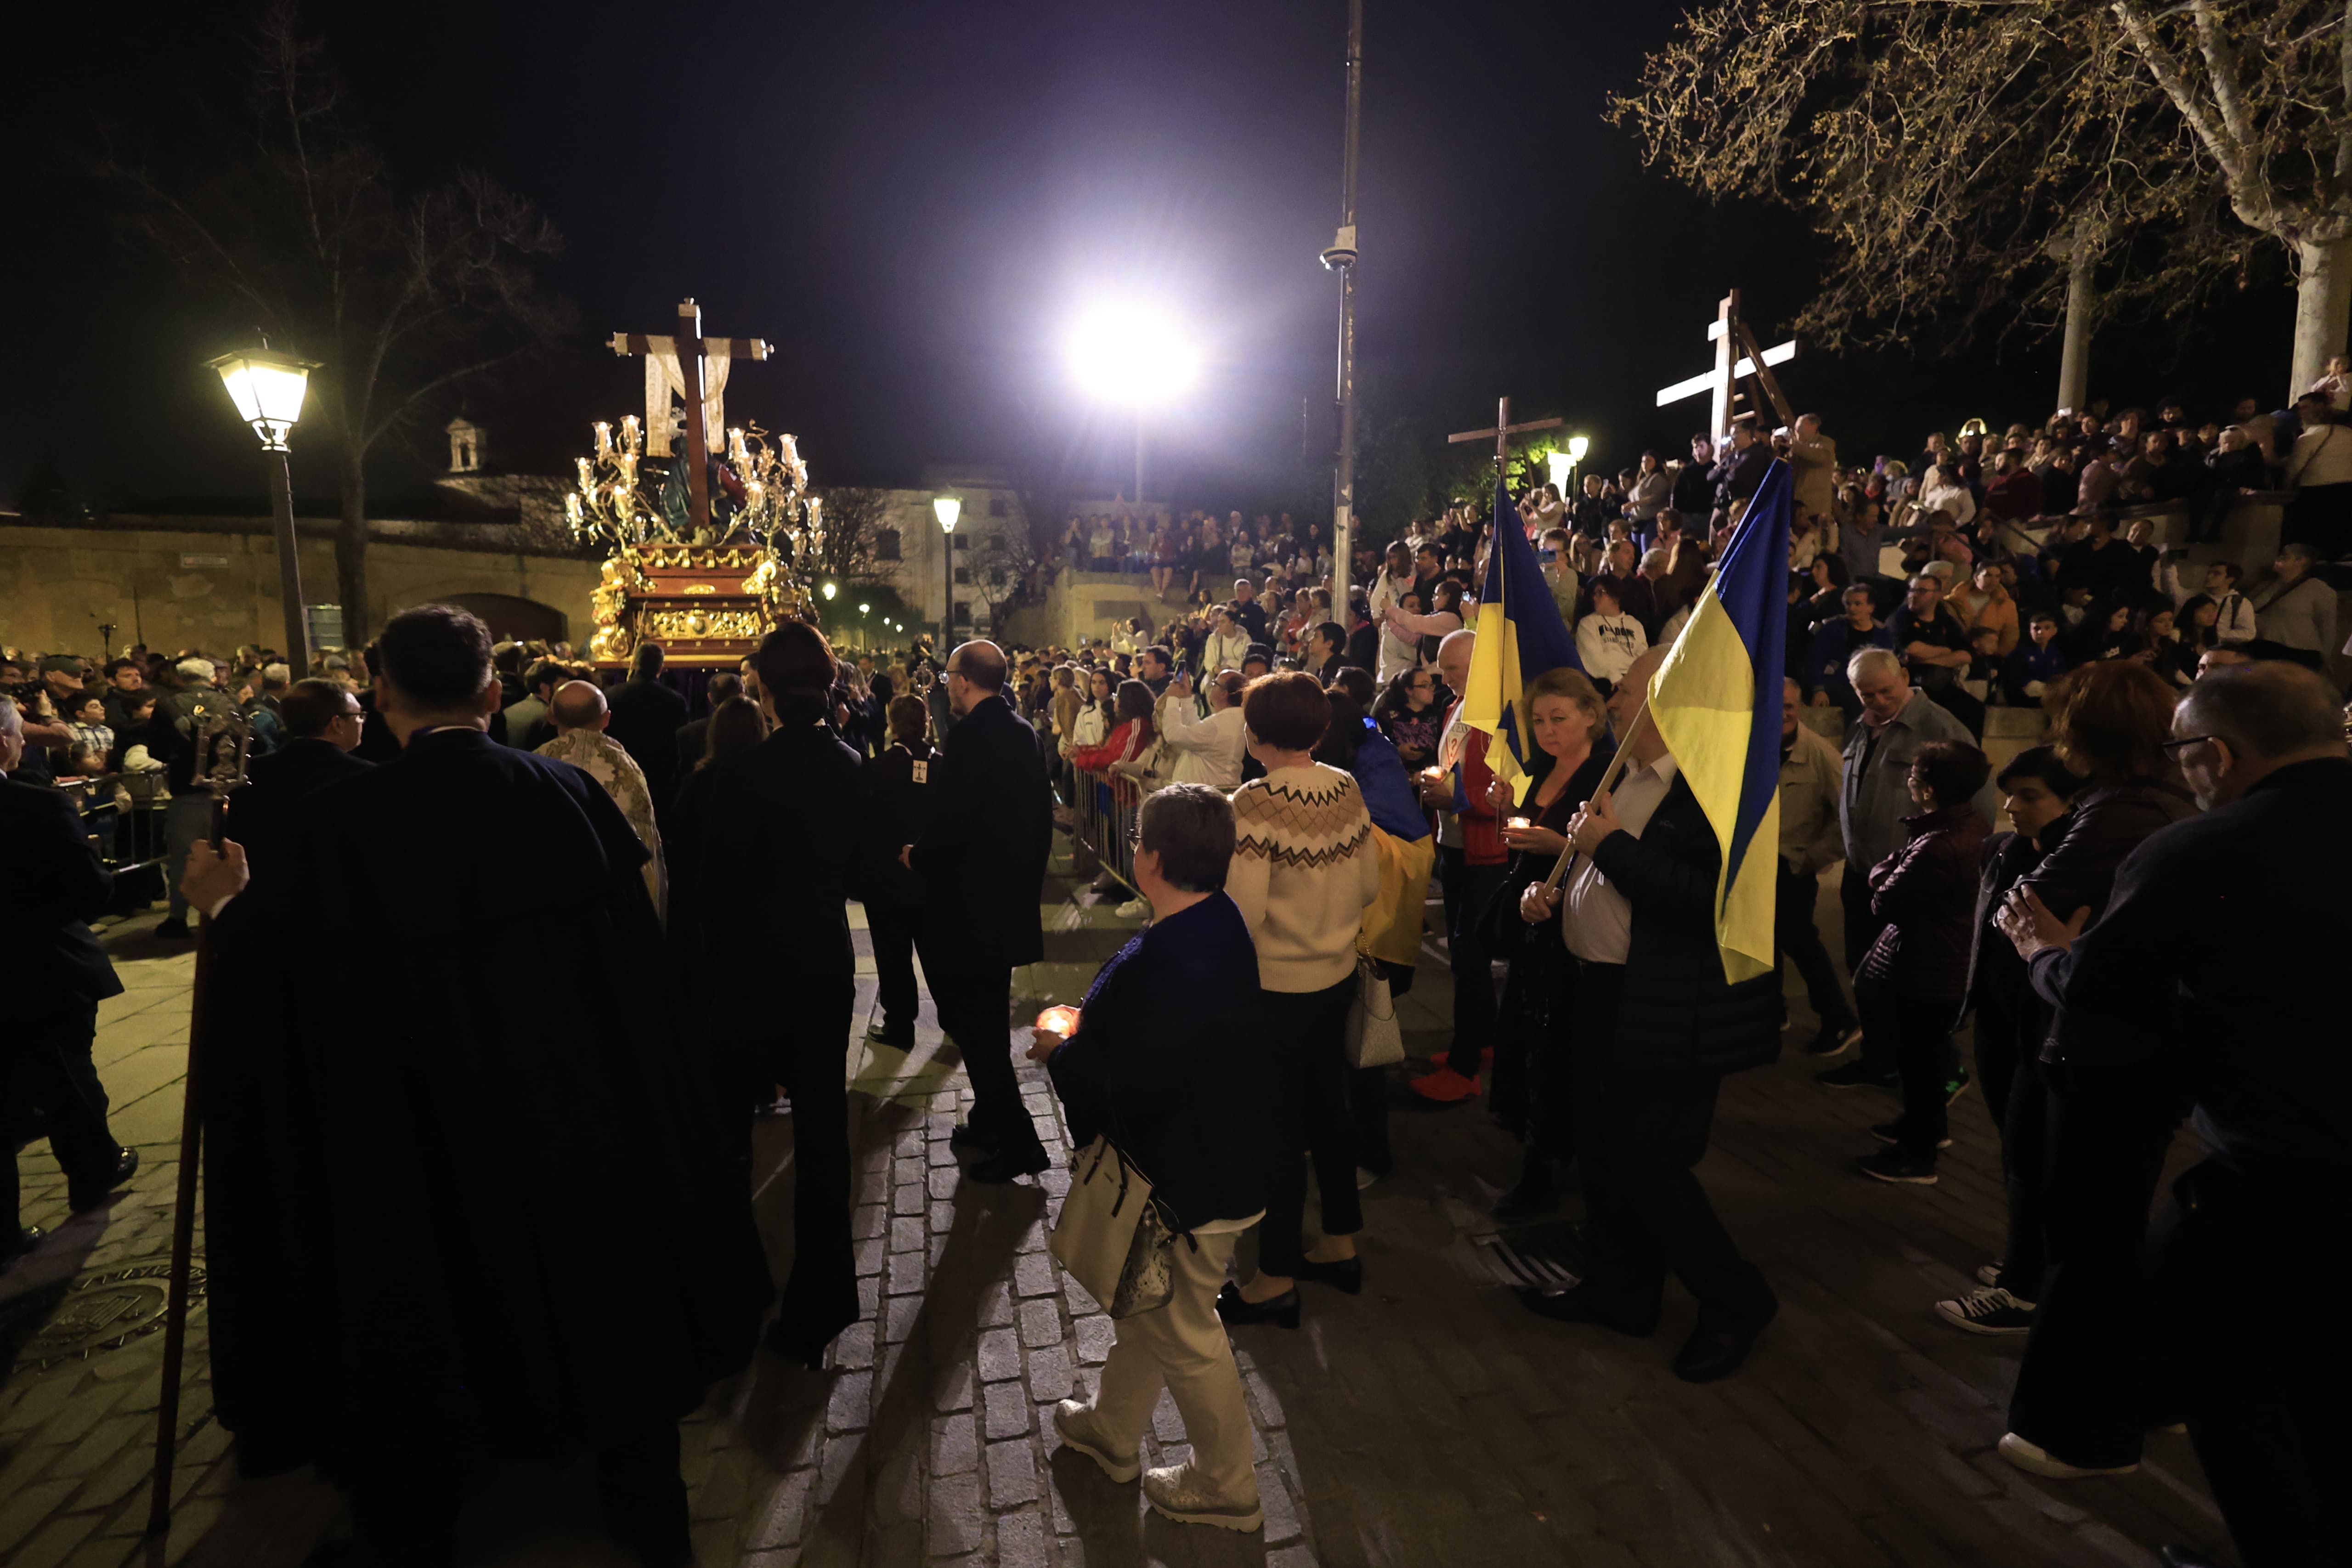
1653, 289, 1799, 438
609, 299, 772, 536
1447, 396, 1564, 484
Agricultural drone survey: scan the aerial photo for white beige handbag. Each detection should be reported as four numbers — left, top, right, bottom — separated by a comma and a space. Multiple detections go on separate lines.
1051, 1136, 1176, 1319
1343, 956, 1404, 1069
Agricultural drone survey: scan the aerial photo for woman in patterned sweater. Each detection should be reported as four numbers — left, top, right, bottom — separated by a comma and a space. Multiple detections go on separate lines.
1215, 672, 1383, 1329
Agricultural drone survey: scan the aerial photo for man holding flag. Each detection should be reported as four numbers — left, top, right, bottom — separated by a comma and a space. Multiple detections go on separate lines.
1408, 474, 1586, 1105
1515, 463, 1793, 1384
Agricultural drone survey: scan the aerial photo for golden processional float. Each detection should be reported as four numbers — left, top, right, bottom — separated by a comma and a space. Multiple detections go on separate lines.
568, 414, 826, 671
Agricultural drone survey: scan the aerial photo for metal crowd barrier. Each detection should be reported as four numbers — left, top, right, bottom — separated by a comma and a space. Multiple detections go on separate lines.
1067, 764, 1140, 898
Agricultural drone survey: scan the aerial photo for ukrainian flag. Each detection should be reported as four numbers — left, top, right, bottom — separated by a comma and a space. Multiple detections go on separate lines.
1642, 459, 1791, 983
1460, 474, 1581, 801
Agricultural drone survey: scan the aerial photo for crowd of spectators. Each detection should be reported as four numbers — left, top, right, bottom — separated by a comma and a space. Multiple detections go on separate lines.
5, 374, 2346, 1566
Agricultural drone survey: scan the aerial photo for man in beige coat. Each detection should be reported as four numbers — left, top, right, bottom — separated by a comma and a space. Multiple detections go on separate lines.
1790, 413, 1838, 528
1777, 677, 1856, 1054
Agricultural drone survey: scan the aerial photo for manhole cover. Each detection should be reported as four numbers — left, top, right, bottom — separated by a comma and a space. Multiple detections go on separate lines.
1471, 1221, 1584, 1289
9, 1258, 204, 1372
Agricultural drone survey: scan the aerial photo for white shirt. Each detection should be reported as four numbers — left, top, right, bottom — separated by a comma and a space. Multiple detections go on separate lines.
1562, 753, 1680, 966
1157, 695, 1247, 789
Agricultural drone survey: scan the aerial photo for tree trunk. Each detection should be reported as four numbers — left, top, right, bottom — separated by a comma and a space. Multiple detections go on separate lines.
2291, 234, 2352, 404
2056, 221, 2096, 417
336, 447, 371, 649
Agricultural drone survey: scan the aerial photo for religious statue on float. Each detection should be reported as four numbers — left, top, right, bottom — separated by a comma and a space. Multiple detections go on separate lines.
568, 413, 831, 668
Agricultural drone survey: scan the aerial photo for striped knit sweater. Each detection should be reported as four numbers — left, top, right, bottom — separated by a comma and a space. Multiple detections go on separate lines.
1226, 764, 1382, 992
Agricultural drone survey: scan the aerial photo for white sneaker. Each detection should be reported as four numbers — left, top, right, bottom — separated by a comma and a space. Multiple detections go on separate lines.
1052, 1399, 1139, 1483
1934, 1287, 2035, 1336
1141, 1461, 1262, 1532
1997, 1432, 2137, 1478
1113, 897, 1150, 920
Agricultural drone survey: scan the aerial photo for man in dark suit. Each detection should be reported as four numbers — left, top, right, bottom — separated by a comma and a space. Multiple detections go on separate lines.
908, 640, 1055, 1183
1, 696, 137, 1270
680, 625, 868, 1367
606, 642, 689, 812
1998, 663, 2350, 1568
182, 606, 763, 1562
197, 676, 373, 1467
672, 672, 741, 781
1515, 646, 1781, 1383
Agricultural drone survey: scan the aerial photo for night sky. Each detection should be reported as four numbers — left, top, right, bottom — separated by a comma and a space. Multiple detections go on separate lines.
1, 0, 2301, 519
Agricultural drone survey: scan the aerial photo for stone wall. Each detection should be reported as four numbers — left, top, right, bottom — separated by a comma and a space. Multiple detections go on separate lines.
0, 517, 599, 658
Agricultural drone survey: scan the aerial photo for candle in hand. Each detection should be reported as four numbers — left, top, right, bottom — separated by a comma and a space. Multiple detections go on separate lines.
1507, 816, 1531, 830
1035, 1004, 1082, 1038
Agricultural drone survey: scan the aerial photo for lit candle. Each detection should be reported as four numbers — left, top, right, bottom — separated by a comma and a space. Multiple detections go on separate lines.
565, 492, 582, 524
576, 457, 594, 490
1035, 1004, 1082, 1037
594, 420, 612, 456
621, 413, 641, 453
1507, 815, 1531, 830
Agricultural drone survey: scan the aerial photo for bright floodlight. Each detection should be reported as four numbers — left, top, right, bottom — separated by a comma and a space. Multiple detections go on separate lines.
1067, 304, 1199, 407
1546, 452, 1572, 492
1567, 434, 1590, 464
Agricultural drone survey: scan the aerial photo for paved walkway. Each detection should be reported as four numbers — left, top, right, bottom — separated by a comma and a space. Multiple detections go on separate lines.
0, 852, 2234, 1567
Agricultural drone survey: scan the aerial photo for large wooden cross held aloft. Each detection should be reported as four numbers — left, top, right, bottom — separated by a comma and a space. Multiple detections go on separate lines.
1448, 396, 1564, 478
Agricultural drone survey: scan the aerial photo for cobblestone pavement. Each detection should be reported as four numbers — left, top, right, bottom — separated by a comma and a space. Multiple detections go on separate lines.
0, 854, 2235, 1567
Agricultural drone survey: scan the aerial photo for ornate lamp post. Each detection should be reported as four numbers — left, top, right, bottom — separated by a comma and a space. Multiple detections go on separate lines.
932, 493, 961, 652
207, 345, 318, 677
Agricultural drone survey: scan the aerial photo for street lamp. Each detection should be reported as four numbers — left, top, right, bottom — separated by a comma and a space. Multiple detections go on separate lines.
821, 580, 837, 601
1564, 434, 1591, 497
207, 345, 320, 678
1066, 302, 1198, 507
933, 493, 961, 653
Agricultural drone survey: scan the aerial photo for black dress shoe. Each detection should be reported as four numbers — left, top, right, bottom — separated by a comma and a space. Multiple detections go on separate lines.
1213, 1282, 1300, 1329
69, 1147, 138, 1211
766, 1291, 863, 1370
967, 1143, 1051, 1184
1293, 1255, 1363, 1295
866, 1022, 914, 1048
1491, 1175, 1560, 1220
948, 1122, 993, 1152
153, 917, 191, 940
1673, 1302, 1778, 1384
0, 1226, 44, 1274
1517, 1284, 1658, 1337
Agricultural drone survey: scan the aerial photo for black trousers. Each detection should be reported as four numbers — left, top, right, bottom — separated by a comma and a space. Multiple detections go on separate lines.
1856, 988, 1960, 1162
1258, 977, 1362, 1277
1439, 847, 1507, 1079
1775, 862, 1855, 1034
867, 902, 922, 1040
1973, 1004, 2050, 1296
1572, 963, 1775, 1326
925, 951, 1044, 1157
1838, 862, 1884, 975
1500, 941, 1578, 1163
718, 987, 857, 1340
2, 999, 114, 1235
349, 1415, 687, 1566
2155, 1161, 2350, 1568
2007, 1066, 2186, 1469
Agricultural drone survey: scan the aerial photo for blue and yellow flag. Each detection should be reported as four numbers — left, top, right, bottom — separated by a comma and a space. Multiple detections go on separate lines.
1460, 474, 1581, 800
1642, 459, 1790, 983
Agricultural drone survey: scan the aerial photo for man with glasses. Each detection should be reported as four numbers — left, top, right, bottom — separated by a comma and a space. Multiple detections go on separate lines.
224, 678, 375, 886
1998, 663, 2350, 1567
906, 640, 1056, 1182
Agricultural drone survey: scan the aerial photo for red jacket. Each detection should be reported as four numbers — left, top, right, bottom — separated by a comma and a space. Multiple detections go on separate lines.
1449, 722, 1506, 866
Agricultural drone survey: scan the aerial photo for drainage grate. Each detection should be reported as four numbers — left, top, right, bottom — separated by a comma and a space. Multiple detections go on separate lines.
4, 1257, 204, 1373
1471, 1221, 1585, 1290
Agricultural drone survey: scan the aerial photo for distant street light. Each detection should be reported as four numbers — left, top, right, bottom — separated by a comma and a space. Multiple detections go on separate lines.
1564, 433, 1592, 495
207, 345, 319, 677
1066, 302, 1198, 507
933, 493, 961, 652
821, 580, 837, 601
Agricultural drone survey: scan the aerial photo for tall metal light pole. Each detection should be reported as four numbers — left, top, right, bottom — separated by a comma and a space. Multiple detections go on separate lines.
207, 346, 318, 678
933, 493, 962, 655
1323, 0, 1363, 611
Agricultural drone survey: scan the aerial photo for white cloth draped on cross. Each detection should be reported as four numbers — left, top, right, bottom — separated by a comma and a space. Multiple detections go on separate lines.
634, 336, 733, 457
